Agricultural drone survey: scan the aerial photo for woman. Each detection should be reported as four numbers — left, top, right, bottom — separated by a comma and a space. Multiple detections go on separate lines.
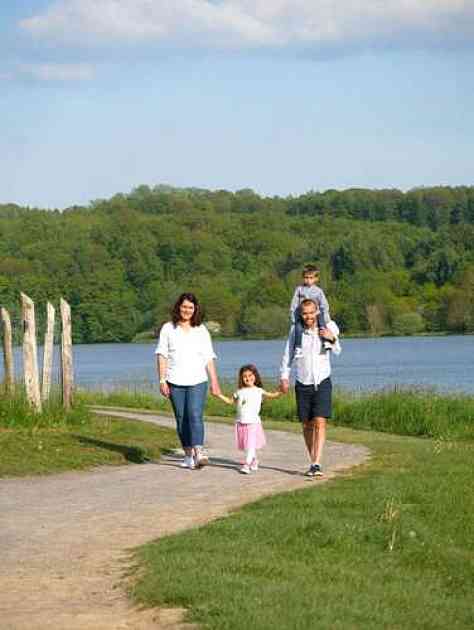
156, 292, 221, 469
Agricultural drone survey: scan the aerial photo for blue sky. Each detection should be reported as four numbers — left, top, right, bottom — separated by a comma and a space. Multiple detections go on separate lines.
1, 1, 473, 209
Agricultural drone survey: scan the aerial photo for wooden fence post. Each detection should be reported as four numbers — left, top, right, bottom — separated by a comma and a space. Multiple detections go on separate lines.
42, 302, 55, 402
60, 298, 74, 410
21, 293, 42, 412
1, 307, 15, 394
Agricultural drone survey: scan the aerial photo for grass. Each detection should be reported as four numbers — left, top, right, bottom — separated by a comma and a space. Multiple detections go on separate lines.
0, 388, 178, 477
79, 385, 474, 441
129, 424, 474, 629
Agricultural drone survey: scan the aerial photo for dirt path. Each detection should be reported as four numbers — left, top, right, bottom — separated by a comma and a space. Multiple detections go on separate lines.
0, 409, 370, 629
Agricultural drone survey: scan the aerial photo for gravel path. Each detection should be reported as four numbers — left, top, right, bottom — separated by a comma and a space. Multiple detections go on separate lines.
0, 409, 370, 630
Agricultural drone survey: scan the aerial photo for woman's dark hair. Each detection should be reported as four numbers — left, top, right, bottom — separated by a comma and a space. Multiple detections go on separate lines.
171, 292, 203, 327
238, 364, 263, 389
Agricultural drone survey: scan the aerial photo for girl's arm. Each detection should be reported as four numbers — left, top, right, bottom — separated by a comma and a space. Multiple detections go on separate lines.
217, 393, 235, 405
262, 389, 282, 399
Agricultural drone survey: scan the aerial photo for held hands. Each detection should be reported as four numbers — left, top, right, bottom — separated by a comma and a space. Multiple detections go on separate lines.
210, 380, 222, 397
279, 379, 289, 395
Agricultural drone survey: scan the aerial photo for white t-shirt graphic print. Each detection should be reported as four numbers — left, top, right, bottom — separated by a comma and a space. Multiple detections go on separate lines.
233, 387, 263, 424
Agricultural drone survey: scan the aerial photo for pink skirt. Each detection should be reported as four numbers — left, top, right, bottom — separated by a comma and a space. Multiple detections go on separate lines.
235, 422, 266, 451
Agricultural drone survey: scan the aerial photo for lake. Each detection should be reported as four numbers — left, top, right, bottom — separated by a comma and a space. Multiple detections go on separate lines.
2, 335, 473, 395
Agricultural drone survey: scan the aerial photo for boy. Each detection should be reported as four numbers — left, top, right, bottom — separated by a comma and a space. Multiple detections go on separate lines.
289, 264, 332, 358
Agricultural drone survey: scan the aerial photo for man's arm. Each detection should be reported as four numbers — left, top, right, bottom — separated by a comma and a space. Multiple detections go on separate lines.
279, 328, 295, 393
325, 321, 341, 355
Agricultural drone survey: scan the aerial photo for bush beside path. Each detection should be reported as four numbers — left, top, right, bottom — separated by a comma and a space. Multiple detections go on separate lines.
0, 409, 369, 630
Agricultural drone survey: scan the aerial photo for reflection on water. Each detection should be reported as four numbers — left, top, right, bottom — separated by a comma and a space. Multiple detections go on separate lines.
2, 335, 473, 394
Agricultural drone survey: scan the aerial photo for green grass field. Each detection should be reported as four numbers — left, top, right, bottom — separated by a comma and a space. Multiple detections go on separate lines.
129, 424, 474, 629
0, 389, 178, 477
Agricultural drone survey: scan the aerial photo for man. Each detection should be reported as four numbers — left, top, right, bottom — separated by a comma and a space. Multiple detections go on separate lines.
280, 298, 341, 477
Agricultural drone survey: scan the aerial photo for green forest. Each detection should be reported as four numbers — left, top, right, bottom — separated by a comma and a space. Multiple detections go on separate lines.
1, 184, 474, 343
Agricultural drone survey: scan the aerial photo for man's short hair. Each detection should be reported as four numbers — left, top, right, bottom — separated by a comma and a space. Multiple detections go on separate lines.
300, 298, 319, 311
303, 264, 320, 275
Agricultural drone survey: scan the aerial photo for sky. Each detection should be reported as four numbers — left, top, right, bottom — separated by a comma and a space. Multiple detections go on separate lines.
1, 1, 473, 209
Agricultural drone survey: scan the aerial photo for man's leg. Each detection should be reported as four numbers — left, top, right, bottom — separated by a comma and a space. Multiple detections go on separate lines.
313, 417, 327, 465
302, 416, 326, 476
302, 419, 317, 460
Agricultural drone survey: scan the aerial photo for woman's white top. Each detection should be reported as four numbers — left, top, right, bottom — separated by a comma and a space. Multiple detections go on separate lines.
155, 322, 217, 386
233, 386, 263, 424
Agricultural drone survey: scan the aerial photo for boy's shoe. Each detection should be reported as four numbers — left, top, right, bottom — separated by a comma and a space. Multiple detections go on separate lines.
250, 459, 259, 472
240, 464, 251, 475
180, 456, 195, 470
305, 463, 323, 477
294, 347, 304, 359
323, 340, 333, 351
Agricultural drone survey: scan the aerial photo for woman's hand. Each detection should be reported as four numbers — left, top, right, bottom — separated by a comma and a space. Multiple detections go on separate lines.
160, 382, 170, 398
210, 380, 222, 397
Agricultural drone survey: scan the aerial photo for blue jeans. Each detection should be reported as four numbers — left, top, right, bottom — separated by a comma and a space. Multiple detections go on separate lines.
294, 305, 327, 350
168, 381, 208, 449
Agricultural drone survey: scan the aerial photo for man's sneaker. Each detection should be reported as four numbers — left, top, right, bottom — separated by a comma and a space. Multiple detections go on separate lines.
305, 463, 323, 477
240, 464, 251, 474
294, 347, 304, 359
250, 459, 259, 472
180, 456, 195, 470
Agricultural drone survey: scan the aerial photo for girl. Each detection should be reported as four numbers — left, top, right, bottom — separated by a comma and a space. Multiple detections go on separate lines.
218, 364, 280, 474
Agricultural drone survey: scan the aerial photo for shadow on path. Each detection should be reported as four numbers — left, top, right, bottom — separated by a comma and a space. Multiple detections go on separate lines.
73, 435, 154, 464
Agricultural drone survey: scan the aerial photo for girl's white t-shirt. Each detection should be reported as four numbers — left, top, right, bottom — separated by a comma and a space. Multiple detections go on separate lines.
155, 322, 216, 386
233, 386, 263, 424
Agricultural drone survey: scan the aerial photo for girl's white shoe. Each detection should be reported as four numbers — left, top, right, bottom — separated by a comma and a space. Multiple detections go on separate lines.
240, 464, 251, 474
250, 459, 259, 471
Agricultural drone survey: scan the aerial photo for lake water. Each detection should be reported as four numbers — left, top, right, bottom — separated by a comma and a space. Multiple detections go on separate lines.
2, 335, 473, 395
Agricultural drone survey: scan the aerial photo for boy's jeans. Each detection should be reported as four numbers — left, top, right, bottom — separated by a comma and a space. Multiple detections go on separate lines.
168, 381, 208, 448
294, 305, 327, 350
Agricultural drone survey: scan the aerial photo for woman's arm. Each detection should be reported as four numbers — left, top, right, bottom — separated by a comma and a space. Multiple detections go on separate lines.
206, 359, 222, 397
157, 354, 170, 398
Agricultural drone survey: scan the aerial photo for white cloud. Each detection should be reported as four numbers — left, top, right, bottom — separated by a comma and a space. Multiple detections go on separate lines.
20, 1, 474, 51
19, 63, 95, 81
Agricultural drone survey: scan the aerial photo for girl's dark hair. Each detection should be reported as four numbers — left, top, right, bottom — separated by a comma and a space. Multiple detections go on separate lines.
238, 364, 263, 389
171, 293, 203, 327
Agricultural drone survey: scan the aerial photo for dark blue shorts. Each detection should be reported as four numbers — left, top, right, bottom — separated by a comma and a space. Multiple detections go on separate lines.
295, 378, 332, 421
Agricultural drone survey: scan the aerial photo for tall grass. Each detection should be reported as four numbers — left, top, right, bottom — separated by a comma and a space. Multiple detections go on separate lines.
79, 384, 474, 441
0, 387, 90, 430
333, 388, 474, 441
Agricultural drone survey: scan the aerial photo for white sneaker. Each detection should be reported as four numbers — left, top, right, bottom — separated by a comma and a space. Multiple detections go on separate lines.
240, 464, 251, 475
250, 459, 259, 472
194, 449, 209, 468
180, 456, 195, 469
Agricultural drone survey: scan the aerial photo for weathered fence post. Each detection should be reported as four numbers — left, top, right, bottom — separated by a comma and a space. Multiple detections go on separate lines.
1, 307, 15, 394
42, 302, 55, 401
21, 293, 42, 412
60, 298, 74, 410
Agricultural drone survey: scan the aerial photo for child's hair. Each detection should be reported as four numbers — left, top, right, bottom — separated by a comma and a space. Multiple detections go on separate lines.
303, 264, 320, 276
238, 364, 263, 388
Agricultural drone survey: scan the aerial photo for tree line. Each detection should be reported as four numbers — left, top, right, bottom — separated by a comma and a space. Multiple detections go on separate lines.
1, 184, 473, 343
